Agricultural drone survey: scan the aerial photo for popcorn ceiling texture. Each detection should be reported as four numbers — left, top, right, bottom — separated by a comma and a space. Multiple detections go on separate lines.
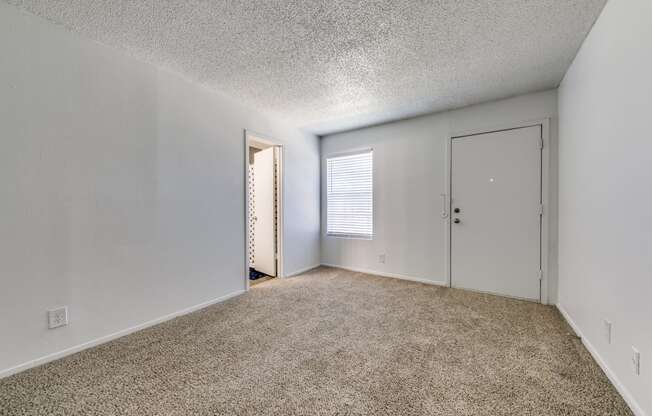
4, 0, 606, 134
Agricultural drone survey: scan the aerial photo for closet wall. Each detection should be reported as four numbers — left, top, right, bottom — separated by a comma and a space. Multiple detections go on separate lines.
248, 162, 257, 267
247, 146, 280, 276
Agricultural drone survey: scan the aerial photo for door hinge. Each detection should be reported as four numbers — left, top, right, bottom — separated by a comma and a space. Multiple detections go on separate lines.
540, 137, 544, 149
538, 270, 543, 281
538, 204, 544, 216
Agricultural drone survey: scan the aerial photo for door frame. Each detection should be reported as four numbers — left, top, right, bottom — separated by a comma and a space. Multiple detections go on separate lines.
444, 118, 551, 304
244, 129, 284, 291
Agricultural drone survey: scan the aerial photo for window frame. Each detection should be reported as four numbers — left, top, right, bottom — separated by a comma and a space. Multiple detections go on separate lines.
325, 149, 374, 240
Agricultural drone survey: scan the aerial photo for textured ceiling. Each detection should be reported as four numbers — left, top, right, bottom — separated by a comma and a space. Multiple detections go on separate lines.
5, 0, 607, 135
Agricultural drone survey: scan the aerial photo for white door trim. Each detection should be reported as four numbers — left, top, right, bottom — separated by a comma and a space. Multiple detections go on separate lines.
244, 130, 284, 291
444, 118, 551, 304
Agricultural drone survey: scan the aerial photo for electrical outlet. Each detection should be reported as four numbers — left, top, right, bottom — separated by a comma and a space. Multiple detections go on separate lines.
378, 254, 386, 264
603, 319, 612, 344
48, 306, 68, 329
632, 347, 640, 376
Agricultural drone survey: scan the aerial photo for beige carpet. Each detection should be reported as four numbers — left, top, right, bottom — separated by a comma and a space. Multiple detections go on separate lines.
0, 267, 632, 415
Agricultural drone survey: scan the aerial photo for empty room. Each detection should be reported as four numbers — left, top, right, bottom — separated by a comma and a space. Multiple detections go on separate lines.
0, 0, 650, 415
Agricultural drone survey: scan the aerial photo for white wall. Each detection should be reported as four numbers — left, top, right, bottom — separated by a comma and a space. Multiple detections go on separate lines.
321, 90, 558, 302
557, 0, 652, 414
0, 3, 320, 376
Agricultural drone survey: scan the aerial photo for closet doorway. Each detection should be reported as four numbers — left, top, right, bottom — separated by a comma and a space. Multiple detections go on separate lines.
245, 131, 283, 288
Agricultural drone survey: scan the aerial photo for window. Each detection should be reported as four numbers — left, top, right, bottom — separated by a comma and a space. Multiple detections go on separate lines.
326, 150, 373, 239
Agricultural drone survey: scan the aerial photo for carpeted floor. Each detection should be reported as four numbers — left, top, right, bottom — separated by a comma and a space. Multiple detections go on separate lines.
0, 267, 632, 415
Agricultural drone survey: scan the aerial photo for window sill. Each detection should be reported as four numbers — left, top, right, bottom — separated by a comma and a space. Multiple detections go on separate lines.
326, 233, 373, 241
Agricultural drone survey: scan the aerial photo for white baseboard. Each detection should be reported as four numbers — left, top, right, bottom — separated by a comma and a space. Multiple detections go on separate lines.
556, 303, 646, 416
284, 263, 321, 277
0, 289, 245, 380
321, 263, 447, 287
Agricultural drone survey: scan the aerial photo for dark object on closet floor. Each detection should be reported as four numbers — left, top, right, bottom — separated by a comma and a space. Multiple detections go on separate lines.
249, 268, 268, 280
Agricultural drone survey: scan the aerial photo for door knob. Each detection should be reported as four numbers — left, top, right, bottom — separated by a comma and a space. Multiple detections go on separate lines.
454, 208, 460, 213
454, 218, 461, 224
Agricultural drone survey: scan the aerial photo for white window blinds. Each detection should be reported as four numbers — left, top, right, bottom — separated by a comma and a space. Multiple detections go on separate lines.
326, 150, 373, 239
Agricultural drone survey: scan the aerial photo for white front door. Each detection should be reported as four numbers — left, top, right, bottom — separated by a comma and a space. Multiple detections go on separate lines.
253, 147, 276, 276
450, 126, 542, 301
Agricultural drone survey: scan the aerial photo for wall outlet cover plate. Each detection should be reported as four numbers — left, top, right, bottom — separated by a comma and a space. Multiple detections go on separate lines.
603, 319, 612, 344
632, 347, 641, 376
48, 306, 68, 329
